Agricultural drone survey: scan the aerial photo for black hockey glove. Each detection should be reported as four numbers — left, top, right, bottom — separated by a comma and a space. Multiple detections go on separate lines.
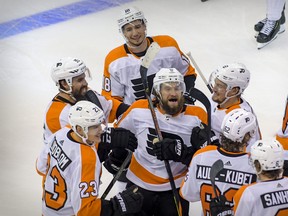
101, 127, 138, 152
111, 185, 143, 215
152, 138, 195, 165
103, 149, 130, 175
191, 123, 220, 150
210, 195, 233, 216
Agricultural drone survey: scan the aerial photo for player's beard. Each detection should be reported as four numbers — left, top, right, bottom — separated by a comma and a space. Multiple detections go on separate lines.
73, 86, 88, 101
161, 96, 185, 115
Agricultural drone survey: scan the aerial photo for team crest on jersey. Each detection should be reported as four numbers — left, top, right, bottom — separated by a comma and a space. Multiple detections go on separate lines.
131, 74, 155, 100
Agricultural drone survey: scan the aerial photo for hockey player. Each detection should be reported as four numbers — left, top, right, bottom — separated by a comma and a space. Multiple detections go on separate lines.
208, 62, 261, 151
233, 139, 288, 215
255, 0, 286, 49
44, 57, 129, 145
115, 68, 208, 216
276, 95, 288, 148
36, 101, 143, 216
180, 108, 258, 216
101, 6, 197, 105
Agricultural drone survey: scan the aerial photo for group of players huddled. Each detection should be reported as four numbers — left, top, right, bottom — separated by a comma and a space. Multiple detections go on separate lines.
36, 5, 288, 216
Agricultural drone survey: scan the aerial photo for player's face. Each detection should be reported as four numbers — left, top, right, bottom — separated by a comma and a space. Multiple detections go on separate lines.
160, 82, 184, 115
123, 20, 146, 47
86, 124, 103, 145
71, 73, 88, 100
212, 78, 228, 104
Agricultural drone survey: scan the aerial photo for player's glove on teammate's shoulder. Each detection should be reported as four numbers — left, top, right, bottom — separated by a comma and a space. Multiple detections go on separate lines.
191, 123, 220, 149
210, 195, 233, 216
101, 127, 137, 152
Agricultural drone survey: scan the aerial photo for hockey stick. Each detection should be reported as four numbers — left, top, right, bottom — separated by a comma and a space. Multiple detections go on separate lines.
281, 95, 288, 134
189, 87, 211, 143
140, 42, 181, 216
210, 159, 224, 201
186, 52, 213, 93
101, 150, 133, 199
85, 90, 104, 110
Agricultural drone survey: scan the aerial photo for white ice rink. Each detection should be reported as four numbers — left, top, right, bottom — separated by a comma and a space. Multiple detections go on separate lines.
0, 0, 287, 215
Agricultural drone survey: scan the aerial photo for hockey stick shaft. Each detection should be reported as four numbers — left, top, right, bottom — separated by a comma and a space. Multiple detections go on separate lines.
281, 95, 288, 134
140, 42, 181, 216
186, 52, 213, 93
101, 150, 132, 199
210, 159, 224, 201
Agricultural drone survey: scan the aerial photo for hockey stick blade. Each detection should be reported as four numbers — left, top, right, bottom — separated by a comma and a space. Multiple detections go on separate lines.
210, 159, 224, 201
189, 87, 211, 142
85, 90, 104, 110
101, 150, 133, 199
140, 42, 160, 90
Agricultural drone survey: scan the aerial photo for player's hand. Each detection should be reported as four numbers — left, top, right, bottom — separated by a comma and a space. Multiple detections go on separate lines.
191, 123, 219, 150
210, 195, 233, 216
152, 138, 185, 161
102, 127, 138, 151
111, 185, 143, 215
103, 149, 130, 175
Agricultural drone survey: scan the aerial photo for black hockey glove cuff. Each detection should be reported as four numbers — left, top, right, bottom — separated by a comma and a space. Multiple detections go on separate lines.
191, 123, 220, 150
110, 185, 143, 215
103, 149, 130, 175
101, 127, 138, 152
210, 195, 233, 216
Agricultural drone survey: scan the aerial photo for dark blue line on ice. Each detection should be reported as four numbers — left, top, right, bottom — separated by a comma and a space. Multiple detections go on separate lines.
0, 0, 134, 39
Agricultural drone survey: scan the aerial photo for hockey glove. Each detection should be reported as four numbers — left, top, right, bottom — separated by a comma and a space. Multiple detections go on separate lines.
103, 149, 130, 175
111, 185, 143, 215
191, 123, 220, 150
101, 127, 138, 152
210, 195, 233, 216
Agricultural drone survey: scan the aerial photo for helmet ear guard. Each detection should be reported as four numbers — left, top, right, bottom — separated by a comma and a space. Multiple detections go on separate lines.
250, 139, 284, 172
221, 108, 257, 143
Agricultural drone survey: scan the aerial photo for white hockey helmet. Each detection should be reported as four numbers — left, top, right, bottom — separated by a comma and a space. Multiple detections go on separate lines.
68, 101, 105, 145
117, 6, 147, 35
221, 108, 257, 142
250, 139, 284, 171
209, 63, 250, 95
51, 57, 92, 94
153, 68, 186, 95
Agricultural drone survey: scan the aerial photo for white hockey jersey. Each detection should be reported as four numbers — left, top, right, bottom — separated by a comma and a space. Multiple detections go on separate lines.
36, 126, 104, 216
210, 97, 261, 151
180, 145, 257, 216
43, 92, 121, 144
115, 99, 207, 191
101, 35, 196, 105
233, 177, 288, 216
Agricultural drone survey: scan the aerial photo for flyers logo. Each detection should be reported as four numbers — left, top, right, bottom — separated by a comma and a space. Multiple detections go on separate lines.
131, 74, 155, 100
